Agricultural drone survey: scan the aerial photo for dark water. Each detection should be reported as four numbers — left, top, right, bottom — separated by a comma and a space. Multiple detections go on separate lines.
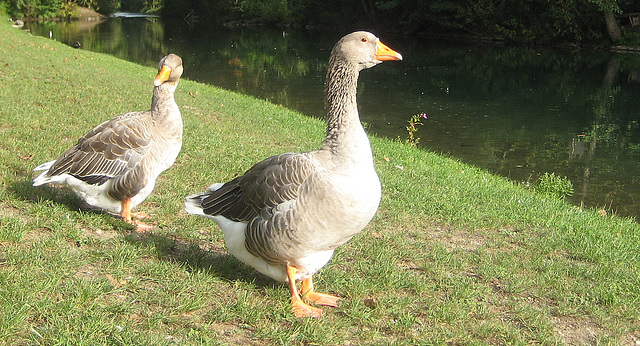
24, 16, 640, 220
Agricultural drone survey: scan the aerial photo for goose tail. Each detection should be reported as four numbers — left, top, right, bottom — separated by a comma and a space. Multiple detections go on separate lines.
184, 183, 224, 216
32, 160, 56, 186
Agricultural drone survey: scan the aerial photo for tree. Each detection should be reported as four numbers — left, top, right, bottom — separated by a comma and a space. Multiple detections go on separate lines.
604, 10, 622, 42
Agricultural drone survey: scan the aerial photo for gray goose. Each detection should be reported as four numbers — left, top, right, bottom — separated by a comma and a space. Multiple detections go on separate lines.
33, 54, 184, 232
185, 32, 402, 318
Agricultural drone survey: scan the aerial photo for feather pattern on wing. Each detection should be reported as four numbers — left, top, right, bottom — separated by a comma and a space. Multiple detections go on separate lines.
43, 112, 153, 198
201, 152, 317, 222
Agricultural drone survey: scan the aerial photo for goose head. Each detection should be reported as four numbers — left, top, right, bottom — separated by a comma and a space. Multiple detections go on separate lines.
154, 54, 184, 87
330, 31, 403, 71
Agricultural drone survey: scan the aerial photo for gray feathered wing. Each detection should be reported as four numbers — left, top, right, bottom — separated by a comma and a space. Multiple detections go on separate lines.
43, 111, 153, 200
200, 152, 317, 221
197, 153, 320, 263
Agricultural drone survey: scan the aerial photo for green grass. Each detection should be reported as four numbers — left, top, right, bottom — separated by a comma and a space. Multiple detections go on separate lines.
1, 20, 640, 345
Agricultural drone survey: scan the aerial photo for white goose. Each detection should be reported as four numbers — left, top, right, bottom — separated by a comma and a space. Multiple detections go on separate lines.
185, 32, 402, 318
33, 54, 184, 232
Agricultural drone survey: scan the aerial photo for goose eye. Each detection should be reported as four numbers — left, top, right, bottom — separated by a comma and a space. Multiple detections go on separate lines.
361, 37, 368, 43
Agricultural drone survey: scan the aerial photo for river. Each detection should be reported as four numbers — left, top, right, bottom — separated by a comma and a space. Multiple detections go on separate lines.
23, 15, 640, 220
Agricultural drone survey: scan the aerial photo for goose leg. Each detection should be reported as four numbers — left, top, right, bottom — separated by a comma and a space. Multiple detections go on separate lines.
121, 198, 134, 223
286, 265, 322, 318
121, 198, 154, 232
300, 276, 340, 307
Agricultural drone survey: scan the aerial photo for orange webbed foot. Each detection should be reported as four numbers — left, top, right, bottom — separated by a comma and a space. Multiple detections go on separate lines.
120, 199, 154, 232
304, 291, 340, 307
131, 211, 151, 219
292, 300, 323, 318
119, 213, 155, 232
287, 265, 327, 318
300, 276, 340, 307
132, 220, 155, 233
130, 212, 154, 232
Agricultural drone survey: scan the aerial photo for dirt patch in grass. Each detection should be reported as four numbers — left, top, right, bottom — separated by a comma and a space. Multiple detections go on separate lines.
419, 225, 488, 252
21, 227, 53, 244
553, 316, 608, 345
83, 227, 119, 241
441, 230, 487, 252
554, 316, 639, 345
208, 323, 263, 345
0, 205, 22, 218
0, 203, 37, 228
73, 263, 103, 281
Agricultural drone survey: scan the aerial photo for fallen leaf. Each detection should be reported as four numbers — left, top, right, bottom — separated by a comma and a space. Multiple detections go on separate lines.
105, 274, 127, 288
363, 296, 378, 309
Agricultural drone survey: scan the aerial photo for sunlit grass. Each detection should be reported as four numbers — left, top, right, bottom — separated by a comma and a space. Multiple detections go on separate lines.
1, 19, 640, 344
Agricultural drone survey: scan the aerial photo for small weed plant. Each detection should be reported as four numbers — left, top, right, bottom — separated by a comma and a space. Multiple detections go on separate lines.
405, 113, 428, 146
533, 172, 574, 199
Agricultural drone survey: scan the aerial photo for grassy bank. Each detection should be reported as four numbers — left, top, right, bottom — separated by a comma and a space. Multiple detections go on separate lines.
1, 20, 639, 345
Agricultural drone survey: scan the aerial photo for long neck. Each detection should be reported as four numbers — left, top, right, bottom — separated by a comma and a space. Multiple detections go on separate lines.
151, 82, 181, 126
322, 59, 371, 163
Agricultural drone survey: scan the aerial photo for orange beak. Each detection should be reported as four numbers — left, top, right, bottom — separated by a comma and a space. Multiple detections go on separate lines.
154, 65, 172, 86
375, 41, 403, 61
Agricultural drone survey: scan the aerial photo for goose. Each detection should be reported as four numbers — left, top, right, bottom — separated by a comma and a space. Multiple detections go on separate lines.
33, 54, 184, 232
185, 32, 402, 318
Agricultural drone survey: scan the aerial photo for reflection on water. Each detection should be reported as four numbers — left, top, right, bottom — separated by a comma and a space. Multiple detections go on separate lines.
24, 18, 640, 220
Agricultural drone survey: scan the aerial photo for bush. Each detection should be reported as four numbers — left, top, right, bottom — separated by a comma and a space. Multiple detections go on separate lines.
57, 1, 78, 19
533, 172, 574, 199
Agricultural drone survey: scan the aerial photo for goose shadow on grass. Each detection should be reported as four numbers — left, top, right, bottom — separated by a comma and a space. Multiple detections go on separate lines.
10, 177, 278, 288
10, 178, 138, 231
121, 230, 279, 288
12, 178, 81, 209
